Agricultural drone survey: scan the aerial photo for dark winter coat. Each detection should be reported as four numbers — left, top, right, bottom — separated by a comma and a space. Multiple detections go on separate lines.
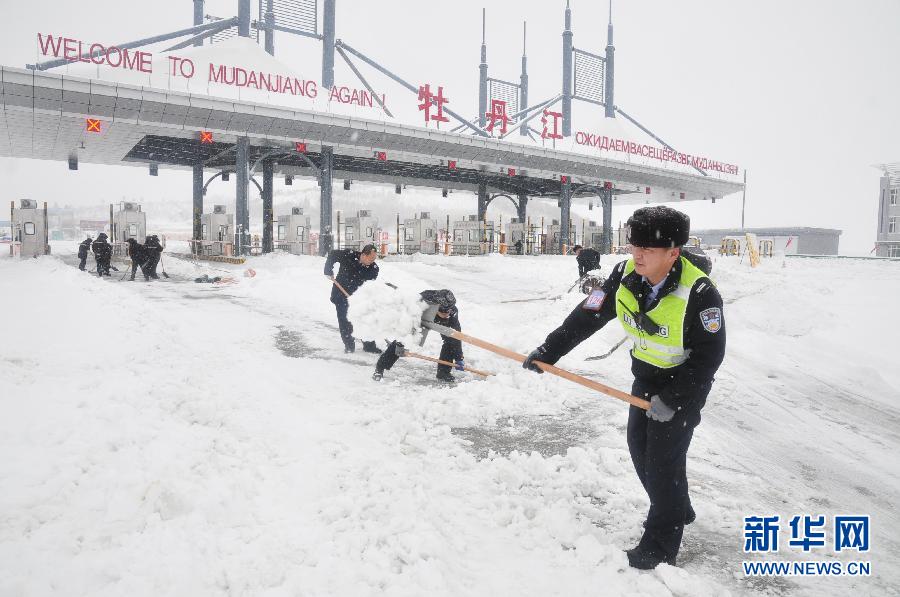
143, 236, 163, 273
125, 238, 149, 264
77, 239, 92, 259
576, 248, 602, 277
324, 249, 379, 302
91, 237, 111, 259
538, 253, 725, 413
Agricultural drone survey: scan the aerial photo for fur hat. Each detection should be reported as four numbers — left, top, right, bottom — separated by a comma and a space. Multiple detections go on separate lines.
625, 206, 690, 248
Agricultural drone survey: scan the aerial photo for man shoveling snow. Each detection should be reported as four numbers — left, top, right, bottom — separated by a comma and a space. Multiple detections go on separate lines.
372, 289, 465, 383
323, 244, 382, 354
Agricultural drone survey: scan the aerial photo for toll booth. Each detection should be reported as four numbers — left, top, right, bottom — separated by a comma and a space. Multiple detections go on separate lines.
403, 211, 438, 254
276, 207, 314, 255
582, 220, 605, 250
199, 205, 234, 256
343, 210, 380, 251
543, 219, 576, 254
112, 201, 147, 256
452, 215, 495, 255
507, 218, 526, 254
9, 199, 49, 258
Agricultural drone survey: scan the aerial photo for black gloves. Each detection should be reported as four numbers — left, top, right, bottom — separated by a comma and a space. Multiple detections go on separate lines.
522, 346, 548, 374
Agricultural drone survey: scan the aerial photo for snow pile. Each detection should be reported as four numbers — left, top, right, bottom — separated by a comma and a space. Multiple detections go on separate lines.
2, 246, 899, 596
348, 281, 427, 345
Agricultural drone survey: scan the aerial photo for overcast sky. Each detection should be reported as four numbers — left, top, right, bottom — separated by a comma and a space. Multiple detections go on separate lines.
1, 0, 898, 253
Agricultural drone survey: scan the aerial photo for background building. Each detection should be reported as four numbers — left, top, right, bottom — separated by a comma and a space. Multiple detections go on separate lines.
875, 163, 900, 257
692, 227, 842, 255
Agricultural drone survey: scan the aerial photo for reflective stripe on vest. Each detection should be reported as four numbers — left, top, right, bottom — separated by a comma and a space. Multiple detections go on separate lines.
615, 256, 708, 369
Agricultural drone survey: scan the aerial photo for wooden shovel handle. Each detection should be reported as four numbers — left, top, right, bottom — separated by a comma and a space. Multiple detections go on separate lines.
403, 350, 492, 377
451, 330, 650, 410
326, 275, 351, 298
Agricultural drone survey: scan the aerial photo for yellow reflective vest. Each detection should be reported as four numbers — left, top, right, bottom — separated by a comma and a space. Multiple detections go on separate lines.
615, 256, 710, 369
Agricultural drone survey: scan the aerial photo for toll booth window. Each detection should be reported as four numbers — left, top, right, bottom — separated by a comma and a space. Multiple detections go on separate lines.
24, 222, 35, 235
468, 230, 478, 242
202, 224, 208, 239
296, 226, 305, 240
425, 228, 434, 238
366, 227, 373, 238
278, 225, 286, 240
128, 224, 137, 237
346, 226, 355, 240
404, 228, 415, 241
454, 229, 464, 242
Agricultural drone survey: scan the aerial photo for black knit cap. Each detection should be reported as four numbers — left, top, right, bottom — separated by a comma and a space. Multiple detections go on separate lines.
361, 243, 377, 254
625, 206, 690, 248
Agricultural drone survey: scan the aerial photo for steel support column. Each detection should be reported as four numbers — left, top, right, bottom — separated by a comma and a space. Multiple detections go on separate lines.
238, 0, 251, 37
604, 8, 615, 118
560, 178, 571, 253
519, 22, 528, 137
264, 0, 275, 55
262, 159, 274, 253
477, 182, 488, 221
322, 0, 336, 88
600, 187, 613, 254
235, 137, 250, 254
478, 9, 488, 129
561, 1, 573, 137
516, 193, 528, 223
193, 0, 205, 46
319, 146, 334, 255
192, 164, 203, 246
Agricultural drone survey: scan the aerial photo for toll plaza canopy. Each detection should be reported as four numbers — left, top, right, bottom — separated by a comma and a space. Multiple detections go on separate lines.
0, 63, 740, 201
1, 23, 743, 256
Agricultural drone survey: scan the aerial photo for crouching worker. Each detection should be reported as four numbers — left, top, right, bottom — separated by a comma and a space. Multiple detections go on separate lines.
373, 289, 464, 382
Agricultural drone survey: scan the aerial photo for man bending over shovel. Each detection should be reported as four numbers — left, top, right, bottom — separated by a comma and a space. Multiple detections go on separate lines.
373, 289, 465, 383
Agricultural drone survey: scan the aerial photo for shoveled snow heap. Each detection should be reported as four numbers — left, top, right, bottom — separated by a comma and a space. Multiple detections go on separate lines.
349, 282, 427, 345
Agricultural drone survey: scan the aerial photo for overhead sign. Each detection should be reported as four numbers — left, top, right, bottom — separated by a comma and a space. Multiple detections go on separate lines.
36, 33, 386, 110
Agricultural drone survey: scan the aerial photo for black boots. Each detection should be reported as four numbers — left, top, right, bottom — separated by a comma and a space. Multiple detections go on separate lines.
362, 341, 382, 354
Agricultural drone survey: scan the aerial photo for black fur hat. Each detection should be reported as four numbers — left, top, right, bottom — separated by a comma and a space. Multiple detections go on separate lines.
625, 206, 690, 248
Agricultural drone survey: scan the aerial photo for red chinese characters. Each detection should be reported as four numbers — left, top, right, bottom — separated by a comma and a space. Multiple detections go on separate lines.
485, 99, 512, 135
417, 84, 449, 124
541, 109, 563, 140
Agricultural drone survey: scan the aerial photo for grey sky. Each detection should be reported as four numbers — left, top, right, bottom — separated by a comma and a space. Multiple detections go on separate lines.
1, 0, 897, 253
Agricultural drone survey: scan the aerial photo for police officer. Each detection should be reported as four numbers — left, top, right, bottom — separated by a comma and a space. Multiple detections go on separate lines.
91, 233, 112, 277
144, 234, 163, 279
574, 244, 602, 278
324, 243, 381, 353
77, 236, 93, 271
522, 206, 726, 569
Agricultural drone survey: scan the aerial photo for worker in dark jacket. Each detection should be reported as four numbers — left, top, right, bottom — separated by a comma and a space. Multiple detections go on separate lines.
91, 233, 112, 277
523, 206, 726, 570
373, 289, 465, 382
143, 235, 163, 279
324, 244, 381, 353
77, 237, 93, 271
574, 245, 602, 277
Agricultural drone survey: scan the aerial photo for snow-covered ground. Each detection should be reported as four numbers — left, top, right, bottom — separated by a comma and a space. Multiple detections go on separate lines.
1, 245, 898, 597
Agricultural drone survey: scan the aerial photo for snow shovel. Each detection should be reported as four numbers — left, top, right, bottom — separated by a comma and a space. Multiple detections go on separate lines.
402, 349, 492, 378
326, 276, 351, 298
420, 320, 650, 410
585, 337, 628, 361
159, 255, 170, 278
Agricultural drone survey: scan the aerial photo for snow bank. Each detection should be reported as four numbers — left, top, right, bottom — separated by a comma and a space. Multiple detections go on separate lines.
349, 282, 427, 345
